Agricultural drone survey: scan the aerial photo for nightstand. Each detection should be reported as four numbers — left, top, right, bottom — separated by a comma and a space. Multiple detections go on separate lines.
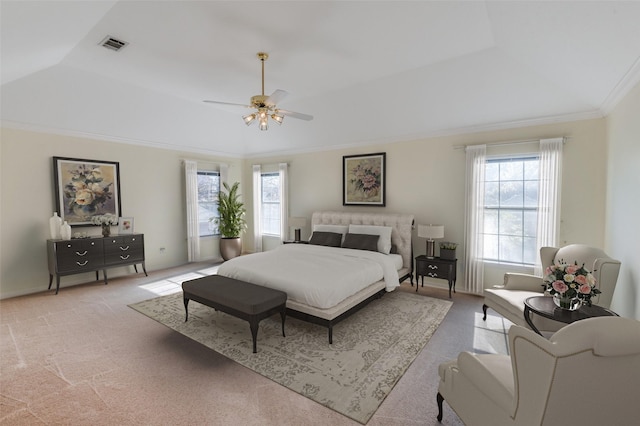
414, 255, 457, 298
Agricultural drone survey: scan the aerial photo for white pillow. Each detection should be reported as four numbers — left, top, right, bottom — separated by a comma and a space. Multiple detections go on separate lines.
348, 224, 392, 254
312, 224, 349, 243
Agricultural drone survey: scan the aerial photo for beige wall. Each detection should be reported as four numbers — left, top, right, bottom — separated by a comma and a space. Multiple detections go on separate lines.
1, 108, 629, 308
605, 81, 640, 319
246, 117, 609, 293
0, 128, 240, 298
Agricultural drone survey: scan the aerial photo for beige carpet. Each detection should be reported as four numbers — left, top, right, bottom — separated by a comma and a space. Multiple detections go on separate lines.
129, 290, 452, 424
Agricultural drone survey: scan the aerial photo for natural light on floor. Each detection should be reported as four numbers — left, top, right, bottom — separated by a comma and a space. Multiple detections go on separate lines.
138, 265, 220, 296
473, 311, 512, 355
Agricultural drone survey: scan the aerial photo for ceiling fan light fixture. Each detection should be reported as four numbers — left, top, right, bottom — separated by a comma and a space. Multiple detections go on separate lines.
271, 113, 284, 125
243, 113, 256, 126
259, 119, 268, 131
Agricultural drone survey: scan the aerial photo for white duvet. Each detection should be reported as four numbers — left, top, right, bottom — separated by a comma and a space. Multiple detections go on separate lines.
216, 244, 400, 310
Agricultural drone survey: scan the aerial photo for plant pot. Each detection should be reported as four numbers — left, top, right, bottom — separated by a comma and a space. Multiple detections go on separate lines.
220, 237, 242, 261
440, 248, 456, 260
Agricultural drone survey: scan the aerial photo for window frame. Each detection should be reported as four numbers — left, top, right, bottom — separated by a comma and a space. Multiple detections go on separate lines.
260, 172, 281, 237
196, 170, 220, 237
482, 155, 540, 266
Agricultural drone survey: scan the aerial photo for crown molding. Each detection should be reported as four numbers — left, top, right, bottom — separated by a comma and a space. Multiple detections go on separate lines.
600, 54, 640, 115
0, 120, 244, 159
4, 108, 605, 160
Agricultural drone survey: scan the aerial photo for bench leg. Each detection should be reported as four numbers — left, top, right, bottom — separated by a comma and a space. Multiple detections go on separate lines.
249, 319, 259, 353
280, 307, 286, 337
184, 298, 189, 322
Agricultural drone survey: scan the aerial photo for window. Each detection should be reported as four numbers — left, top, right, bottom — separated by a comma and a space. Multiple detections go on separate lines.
483, 156, 539, 265
261, 172, 281, 236
197, 171, 220, 236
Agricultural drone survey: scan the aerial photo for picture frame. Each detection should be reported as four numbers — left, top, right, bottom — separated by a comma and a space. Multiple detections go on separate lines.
53, 157, 122, 226
118, 217, 134, 234
343, 152, 386, 206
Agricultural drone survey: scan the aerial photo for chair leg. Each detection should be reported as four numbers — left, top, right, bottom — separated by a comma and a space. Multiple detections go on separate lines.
437, 392, 444, 422
482, 304, 489, 320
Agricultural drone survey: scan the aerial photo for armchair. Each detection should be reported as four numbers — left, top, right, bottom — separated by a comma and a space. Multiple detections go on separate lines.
437, 316, 640, 425
483, 244, 621, 332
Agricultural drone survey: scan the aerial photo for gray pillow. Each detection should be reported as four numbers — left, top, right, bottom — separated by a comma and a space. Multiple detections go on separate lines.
342, 233, 379, 252
309, 231, 343, 247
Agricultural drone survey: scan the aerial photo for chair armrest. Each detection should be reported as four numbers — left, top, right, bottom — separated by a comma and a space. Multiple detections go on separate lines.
502, 273, 545, 292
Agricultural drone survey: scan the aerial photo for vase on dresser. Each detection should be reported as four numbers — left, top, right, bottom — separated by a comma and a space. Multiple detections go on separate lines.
102, 223, 111, 237
49, 212, 62, 239
60, 221, 72, 240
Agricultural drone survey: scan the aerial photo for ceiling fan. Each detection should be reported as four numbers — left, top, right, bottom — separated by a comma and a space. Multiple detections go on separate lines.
204, 52, 313, 131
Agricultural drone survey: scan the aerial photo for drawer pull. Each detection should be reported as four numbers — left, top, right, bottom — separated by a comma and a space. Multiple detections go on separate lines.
76, 261, 89, 266
75, 251, 88, 256
427, 272, 439, 278
428, 265, 439, 270
120, 255, 130, 260
119, 246, 130, 251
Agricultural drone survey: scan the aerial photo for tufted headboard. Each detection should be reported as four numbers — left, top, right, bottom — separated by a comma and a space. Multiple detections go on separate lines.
311, 211, 415, 276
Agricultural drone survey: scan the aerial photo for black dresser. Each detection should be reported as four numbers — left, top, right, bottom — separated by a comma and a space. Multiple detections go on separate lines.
47, 234, 147, 294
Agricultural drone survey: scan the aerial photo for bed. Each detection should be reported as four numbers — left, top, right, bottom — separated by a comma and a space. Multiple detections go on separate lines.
216, 211, 414, 343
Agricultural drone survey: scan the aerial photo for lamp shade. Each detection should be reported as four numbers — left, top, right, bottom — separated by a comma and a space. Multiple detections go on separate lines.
288, 217, 307, 229
418, 224, 444, 239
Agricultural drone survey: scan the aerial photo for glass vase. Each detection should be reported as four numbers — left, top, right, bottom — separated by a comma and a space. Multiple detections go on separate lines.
553, 293, 582, 311
102, 223, 111, 237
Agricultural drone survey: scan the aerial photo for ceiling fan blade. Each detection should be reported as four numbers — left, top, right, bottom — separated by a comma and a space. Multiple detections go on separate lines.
203, 100, 252, 108
265, 89, 288, 105
277, 108, 313, 121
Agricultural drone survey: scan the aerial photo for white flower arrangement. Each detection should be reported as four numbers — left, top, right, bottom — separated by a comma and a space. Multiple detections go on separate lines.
91, 214, 119, 226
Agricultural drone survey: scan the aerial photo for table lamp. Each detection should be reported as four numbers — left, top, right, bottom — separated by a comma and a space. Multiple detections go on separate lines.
288, 217, 307, 242
418, 224, 444, 258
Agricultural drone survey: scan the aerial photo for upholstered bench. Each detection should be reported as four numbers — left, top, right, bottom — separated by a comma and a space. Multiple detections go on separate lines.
182, 275, 287, 353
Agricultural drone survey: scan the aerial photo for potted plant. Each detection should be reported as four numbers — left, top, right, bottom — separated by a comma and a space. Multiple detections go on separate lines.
212, 181, 247, 260
439, 242, 458, 260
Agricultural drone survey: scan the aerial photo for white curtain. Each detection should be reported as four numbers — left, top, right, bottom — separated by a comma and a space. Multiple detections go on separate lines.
184, 160, 200, 262
463, 145, 486, 295
252, 164, 263, 252
534, 138, 564, 275
219, 163, 229, 188
279, 163, 289, 241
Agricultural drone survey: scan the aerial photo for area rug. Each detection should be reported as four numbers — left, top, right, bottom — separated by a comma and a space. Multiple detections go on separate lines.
129, 290, 452, 424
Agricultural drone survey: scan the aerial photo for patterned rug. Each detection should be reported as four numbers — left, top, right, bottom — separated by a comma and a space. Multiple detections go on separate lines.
129, 290, 452, 424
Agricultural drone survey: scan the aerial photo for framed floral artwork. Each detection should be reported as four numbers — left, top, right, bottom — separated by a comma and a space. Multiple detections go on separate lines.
343, 152, 386, 206
53, 157, 122, 226
118, 217, 134, 234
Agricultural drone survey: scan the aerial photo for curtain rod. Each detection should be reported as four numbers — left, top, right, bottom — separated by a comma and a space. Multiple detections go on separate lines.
181, 159, 228, 167
452, 137, 567, 150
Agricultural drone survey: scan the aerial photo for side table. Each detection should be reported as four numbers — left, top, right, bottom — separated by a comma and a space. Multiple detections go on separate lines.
524, 296, 618, 336
414, 255, 457, 298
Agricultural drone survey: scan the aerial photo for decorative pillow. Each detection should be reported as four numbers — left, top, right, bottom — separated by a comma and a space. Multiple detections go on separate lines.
308, 231, 342, 247
312, 224, 349, 243
342, 233, 380, 252
348, 225, 392, 254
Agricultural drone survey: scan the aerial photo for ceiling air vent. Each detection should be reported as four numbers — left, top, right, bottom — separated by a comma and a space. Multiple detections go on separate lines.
100, 36, 128, 52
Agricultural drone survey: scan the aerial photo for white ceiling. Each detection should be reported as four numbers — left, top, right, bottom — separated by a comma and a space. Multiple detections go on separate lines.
2, 1, 640, 158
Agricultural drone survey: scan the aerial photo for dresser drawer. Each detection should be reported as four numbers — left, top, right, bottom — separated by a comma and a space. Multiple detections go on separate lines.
54, 239, 104, 272
103, 235, 144, 265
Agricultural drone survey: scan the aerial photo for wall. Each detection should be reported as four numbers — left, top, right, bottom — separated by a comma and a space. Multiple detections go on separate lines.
0, 128, 240, 298
246, 117, 608, 294
0, 115, 615, 300
605, 81, 640, 319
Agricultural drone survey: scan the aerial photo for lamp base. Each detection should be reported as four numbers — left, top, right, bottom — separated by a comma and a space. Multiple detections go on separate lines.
426, 240, 436, 258
294, 228, 301, 242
